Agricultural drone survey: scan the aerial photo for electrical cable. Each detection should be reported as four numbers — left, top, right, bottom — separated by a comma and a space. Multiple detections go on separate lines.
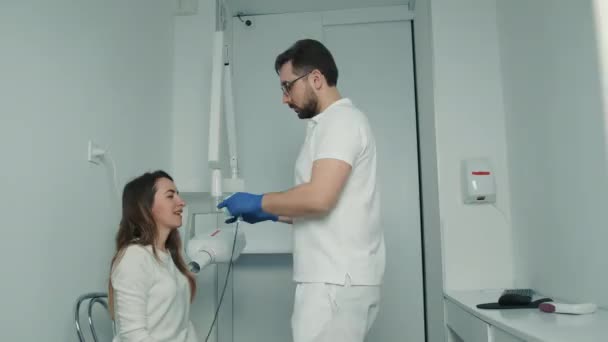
99, 145, 120, 201
492, 203, 511, 226
204, 219, 239, 342
104, 152, 120, 200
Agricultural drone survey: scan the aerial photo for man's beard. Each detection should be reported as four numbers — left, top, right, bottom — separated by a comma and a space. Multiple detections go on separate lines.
291, 89, 319, 119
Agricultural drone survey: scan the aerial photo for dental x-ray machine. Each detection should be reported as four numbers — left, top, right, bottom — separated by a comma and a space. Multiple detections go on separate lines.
182, 0, 246, 274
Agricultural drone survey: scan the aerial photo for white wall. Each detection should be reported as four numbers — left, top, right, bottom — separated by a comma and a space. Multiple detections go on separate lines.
0, 1, 175, 341
429, 0, 514, 291
172, 0, 235, 195
497, 0, 608, 306
171, 0, 217, 192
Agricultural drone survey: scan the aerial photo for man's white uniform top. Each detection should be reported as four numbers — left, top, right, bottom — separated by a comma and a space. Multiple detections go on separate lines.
292, 98, 385, 286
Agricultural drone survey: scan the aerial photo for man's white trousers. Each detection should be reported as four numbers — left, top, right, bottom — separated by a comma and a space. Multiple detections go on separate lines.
291, 279, 381, 342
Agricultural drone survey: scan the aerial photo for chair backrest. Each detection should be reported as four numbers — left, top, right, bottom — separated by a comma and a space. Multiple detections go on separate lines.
74, 292, 115, 342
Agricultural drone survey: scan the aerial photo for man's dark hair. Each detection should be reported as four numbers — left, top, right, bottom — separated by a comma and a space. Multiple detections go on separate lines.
274, 39, 338, 86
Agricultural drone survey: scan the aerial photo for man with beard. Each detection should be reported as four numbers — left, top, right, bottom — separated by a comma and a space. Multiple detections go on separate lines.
218, 39, 384, 342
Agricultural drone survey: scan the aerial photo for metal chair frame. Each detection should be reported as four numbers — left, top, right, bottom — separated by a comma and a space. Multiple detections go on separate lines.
74, 292, 115, 342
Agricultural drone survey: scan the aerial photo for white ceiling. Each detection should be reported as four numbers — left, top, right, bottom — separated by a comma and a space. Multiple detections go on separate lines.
226, 0, 410, 16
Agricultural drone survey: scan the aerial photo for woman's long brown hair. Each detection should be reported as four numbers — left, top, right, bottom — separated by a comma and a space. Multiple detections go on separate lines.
108, 170, 196, 318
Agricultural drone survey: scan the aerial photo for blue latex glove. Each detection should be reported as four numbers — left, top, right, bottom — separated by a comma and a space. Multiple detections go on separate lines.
218, 192, 278, 224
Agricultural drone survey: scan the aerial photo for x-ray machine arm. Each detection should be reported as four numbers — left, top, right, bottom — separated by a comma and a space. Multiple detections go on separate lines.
184, 0, 246, 273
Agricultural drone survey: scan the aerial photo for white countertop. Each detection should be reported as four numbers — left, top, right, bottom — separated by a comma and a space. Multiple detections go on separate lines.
444, 289, 608, 342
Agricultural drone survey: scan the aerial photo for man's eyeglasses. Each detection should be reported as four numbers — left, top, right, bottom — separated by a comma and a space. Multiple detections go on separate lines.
280, 71, 312, 95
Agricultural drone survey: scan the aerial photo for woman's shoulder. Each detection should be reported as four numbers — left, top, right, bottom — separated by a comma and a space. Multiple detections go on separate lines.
111, 244, 158, 285
123, 243, 154, 256
114, 244, 156, 269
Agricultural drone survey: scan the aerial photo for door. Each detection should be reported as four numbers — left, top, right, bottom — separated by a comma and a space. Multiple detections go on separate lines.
231, 7, 424, 342
323, 19, 424, 342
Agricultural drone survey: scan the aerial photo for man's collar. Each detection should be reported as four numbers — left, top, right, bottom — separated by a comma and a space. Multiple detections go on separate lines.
310, 98, 351, 124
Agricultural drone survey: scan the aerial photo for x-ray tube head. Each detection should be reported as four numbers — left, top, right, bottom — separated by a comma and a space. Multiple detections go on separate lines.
186, 228, 246, 273
188, 250, 212, 273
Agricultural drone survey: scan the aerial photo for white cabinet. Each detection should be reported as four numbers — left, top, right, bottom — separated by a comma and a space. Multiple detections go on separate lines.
446, 299, 523, 342
445, 299, 490, 342
491, 327, 524, 342
445, 290, 608, 342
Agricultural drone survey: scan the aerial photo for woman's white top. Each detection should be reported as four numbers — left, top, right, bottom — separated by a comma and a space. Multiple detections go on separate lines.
111, 245, 198, 342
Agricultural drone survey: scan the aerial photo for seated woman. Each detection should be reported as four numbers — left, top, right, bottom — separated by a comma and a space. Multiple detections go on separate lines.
108, 170, 199, 342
